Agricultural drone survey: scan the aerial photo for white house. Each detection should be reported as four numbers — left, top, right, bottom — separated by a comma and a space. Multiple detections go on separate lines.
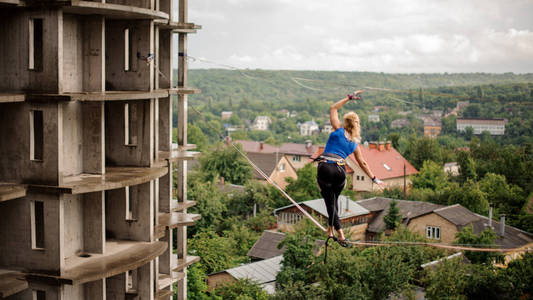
299, 120, 319, 136
368, 113, 380, 123
252, 116, 272, 131
456, 118, 506, 135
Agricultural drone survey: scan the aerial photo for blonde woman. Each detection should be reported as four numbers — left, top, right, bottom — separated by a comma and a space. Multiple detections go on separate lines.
316, 90, 384, 247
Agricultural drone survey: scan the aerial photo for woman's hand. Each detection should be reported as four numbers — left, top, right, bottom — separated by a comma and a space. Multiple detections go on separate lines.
348, 90, 364, 100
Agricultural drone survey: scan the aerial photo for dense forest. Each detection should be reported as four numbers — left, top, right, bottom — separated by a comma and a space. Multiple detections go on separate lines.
173, 70, 533, 299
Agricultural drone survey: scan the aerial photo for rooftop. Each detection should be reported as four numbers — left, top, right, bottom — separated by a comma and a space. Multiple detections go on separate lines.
274, 196, 370, 219
247, 231, 286, 260
348, 145, 418, 180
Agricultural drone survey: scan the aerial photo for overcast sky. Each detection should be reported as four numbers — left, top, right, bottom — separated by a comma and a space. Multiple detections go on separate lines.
182, 0, 533, 73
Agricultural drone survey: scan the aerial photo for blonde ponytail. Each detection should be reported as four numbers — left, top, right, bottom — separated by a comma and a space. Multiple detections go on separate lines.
343, 112, 361, 143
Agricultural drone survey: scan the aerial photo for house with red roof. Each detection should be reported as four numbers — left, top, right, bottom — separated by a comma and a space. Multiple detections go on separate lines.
312, 141, 418, 192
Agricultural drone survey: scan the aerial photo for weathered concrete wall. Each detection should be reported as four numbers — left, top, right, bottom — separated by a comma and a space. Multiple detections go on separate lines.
105, 181, 154, 242
105, 100, 154, 167
82, 102, 105, 174
62, 14, 84, 93
105, 20, 153, 91
0, 102, 61, 185
61, 102, 83, 177
158, 29, 172, 89
62, 194, 84, 259
105, 272, 126, 300
0, 192, 62, 275
0, 9, 62, 93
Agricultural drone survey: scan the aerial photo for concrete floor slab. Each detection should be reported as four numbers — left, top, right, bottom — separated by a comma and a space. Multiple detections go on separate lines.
168, 87, 201, 95
172, 255, 199, 272
62, 1, 169, 20
155, 289, 173, 299
158, 271, 185, 290
31, 167, 167, 194
169, 200, 197, 212
28, 240, 167, 285
0, 183, 27, 202
0, 93, 24, 103
0, 270, 28, 298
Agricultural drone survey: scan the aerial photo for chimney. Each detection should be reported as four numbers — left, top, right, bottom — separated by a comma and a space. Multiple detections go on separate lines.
385, 141, 392, 150
259, 141, 264, 151
369, 141, 378, 150
345, 196, 349, 212
499, 214, 505, 236
305, 140, 312, 149
488, 204, 493, 228
378, 142, 385, 152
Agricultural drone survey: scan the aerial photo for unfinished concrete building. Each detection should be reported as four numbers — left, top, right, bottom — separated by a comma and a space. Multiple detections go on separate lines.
0, 0, 201, 299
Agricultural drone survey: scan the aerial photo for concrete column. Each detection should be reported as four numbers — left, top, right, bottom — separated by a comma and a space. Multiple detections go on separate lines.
84, 279, 106, 300
153, 99, 159, 162
106, 272, 126, 300
158, 98, 172, 152
83, 16, 105, 92
83, 191, 105, 254
137, 261, 155, 300
82, 102, 105, 174
158, 162, 172, 213
159, 228, 172, 274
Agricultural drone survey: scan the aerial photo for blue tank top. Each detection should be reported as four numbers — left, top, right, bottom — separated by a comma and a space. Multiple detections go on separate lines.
323, 128, 358, 159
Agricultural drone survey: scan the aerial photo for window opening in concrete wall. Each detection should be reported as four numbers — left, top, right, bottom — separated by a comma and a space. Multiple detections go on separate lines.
125, 186, 135, 220
126, 269, 138, 292
124, 103, 138, 146
30, 110, 44, 161
31, 200, 45, 249
29, 18, 43, 71
32, 290, 46, 300
124, 28, 131, 71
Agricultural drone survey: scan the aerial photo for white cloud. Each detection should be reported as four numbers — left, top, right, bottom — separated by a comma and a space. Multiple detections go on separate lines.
187, 0, 533, 73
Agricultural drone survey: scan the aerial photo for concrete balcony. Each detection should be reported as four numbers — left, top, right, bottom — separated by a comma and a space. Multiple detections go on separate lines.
0, 270, 28, 298
26, 90, 170, 102
171, 255, 200, 272
0, 183, 27, 202
158, 270, 185, 290
26, 240, 167, 285
155, 212, 201, 239
31, 166, 168, 194
0, 93, 24, 103
155, 21, 202, 33
169, 87, 202, 95
61, 1, 169, 20
0, 0, 19, 5
169, 199, 197, 212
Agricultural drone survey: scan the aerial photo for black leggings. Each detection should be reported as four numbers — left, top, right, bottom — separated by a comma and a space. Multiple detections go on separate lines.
316, 162, 346, 231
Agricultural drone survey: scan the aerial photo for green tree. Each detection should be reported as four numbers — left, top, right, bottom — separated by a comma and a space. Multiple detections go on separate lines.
187, 177, 228, 235
285, 164, 321, 202
189, 230, 245, 274
457, 150, 477, 183
454, 225, 503, 265
384, 200, 401, 230
199, 143, 252, 185
186, 263, 211, 300
503, 252, 533, 299
447, 180, 489, 214
423, 257, 469, 300
404, 136, 443, 169
212, 279, 269, 300
412, 160, 449, 191
479, 173, 525, 217
188, 124, 209, 152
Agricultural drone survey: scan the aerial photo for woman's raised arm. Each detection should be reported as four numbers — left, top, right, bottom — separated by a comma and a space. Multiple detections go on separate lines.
329, 90, 363, 130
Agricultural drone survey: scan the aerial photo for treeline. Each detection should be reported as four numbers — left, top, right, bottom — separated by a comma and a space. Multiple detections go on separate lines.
179, 69, 533, 147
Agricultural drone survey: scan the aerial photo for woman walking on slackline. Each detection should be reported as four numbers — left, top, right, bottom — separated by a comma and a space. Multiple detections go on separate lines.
316, 90, 384, 247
